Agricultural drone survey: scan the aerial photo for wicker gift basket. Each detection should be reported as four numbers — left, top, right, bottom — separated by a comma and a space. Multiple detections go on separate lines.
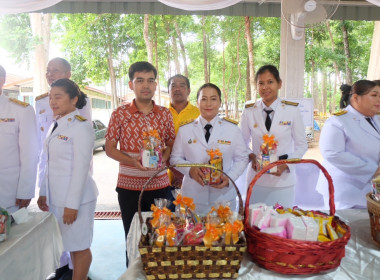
138, 164, 247, 280
366, 193, 380, 248
244, 159, 351, 275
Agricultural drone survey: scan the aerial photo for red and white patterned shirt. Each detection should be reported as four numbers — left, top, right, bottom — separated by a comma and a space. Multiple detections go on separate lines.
106, 99, 175, 191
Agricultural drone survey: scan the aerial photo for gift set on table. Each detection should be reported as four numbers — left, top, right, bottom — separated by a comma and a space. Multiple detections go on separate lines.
138, 164, 246, 280
244, 159, 351, 275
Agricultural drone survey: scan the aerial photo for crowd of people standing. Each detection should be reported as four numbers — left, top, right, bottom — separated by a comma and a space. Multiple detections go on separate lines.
1, 59, 379, 280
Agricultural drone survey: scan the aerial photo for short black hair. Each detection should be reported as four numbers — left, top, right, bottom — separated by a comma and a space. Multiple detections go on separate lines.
128, 61, 157, 81
196, 83, 222, 101
168, 74, 190, 89
0, 65, 6, 79
51, 79, 87, 109
49, 57, 71, 72
255, 64, 281, 84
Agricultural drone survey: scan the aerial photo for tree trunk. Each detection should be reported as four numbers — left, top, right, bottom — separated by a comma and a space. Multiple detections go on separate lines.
367, 21, 380, 80
174, 19, 188, 77
222, 39, 229, 118
144, 14, 153, 64
29, 13, 50, 97
311, 60, 319, 113
341, 21, 352, 85
202, 16, 209, 83
106, 43, 118, 110
326, 21, 341, 85
163, 17, 180, 74
245, 59, 251, 102
153, 19, 161, 104
234, 28, 242, 120
244, 16, 256, 102
321, 71, 327, 114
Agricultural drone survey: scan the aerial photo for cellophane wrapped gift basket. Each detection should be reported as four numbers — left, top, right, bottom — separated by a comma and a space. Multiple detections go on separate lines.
244, 159, 351, 275
0, 207, 11, 243
138, 164, 246, 280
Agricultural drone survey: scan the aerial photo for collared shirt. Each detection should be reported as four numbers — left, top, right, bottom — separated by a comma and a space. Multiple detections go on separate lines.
199, 115, 219, 136
106, 99, 175, 191
260, 98, 280, 122
168, 102, 200, 134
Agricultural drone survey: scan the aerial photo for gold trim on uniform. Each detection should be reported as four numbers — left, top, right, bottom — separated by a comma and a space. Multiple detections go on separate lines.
179, 119, 194, 127
281, 100, 299, 106
9, 98, 29, 107
376, 112, 380, 115
74, 115, 87, 121
223, 117, 238, 125
35, 92, 48, 101
245, 102, 255, 108
332, 110, 347, 116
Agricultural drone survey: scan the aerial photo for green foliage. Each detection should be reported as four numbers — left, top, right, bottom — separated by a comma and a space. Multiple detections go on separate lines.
0, 14, 33, 64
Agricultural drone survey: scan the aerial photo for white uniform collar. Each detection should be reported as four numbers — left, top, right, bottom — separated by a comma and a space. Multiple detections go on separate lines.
260, 98, 280, 111
55, 109, 80, 126
199, 115, 219, 128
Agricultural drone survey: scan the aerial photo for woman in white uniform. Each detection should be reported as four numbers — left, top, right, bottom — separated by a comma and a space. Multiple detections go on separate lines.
38, 79, 98, 280
316, 80, 380, 209
170, 83, 249, 215
240, 65, 308, 207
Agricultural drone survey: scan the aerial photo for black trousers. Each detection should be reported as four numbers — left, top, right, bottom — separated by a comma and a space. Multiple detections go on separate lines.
116, 187, 169, 266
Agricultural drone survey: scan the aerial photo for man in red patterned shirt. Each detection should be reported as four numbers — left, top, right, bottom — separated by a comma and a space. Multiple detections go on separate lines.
105, 61, 175, 267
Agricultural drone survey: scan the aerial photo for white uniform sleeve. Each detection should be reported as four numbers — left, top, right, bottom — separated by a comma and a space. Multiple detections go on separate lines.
240, 109, 253, 151
289, 107, 308, 159
224, 127, 250, 181
320, 117, 378, 183
170, 127, 192, 177
65, 122, 95, 209
17, 106, 39, 199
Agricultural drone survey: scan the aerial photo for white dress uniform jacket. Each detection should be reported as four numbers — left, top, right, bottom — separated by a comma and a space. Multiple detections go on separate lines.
170, 116, 250, 207
0, 94, 39, 212
35, 94, 92, 186
240, 98, 308, 188
316, 105, 380, 209
39, 110, 98, 210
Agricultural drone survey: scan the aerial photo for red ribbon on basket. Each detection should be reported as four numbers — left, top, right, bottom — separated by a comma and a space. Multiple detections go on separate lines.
150, 205, 172, 228
155, 223, 177, 247
173, 194, 196, 214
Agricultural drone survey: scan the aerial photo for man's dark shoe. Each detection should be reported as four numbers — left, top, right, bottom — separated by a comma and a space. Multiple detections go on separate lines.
45, 265, 69, 280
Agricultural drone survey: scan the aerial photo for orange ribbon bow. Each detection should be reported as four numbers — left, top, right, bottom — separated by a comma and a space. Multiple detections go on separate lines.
224, 220, 244, 245
155, 223, 177, 247
203, 223, 223, 248
150, 204, 172, 228
173, 194, 196, 213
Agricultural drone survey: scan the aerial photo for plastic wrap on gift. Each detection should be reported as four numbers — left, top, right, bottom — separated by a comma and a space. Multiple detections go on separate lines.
0, 207, 11, 242
141, 127, 162, 168
258, 134, 278, 173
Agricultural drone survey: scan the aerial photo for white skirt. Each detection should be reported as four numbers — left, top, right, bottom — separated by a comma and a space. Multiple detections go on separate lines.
249, 185, 294, 208
50, 200, 96, 252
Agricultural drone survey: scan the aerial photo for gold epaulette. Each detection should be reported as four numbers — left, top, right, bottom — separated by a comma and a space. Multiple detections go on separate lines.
9, 98, 29, 107
281, 100, 299, 106
245, 102, 255, 108
35, 92, 48, 101
179, 119, 194, 127
332, 110, 347, 116
75, 115, 87, 121
376, 112, 380, 115
223, 117, 238, 125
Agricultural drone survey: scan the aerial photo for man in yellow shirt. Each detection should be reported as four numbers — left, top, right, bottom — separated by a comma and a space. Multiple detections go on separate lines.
167, 74, 200, 189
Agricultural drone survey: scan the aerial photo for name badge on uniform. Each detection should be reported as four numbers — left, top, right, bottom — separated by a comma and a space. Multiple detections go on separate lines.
57, 135, 69, 141
279, 121, 291, 126
217, 140, 231, 145
0, 118, 15, 123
